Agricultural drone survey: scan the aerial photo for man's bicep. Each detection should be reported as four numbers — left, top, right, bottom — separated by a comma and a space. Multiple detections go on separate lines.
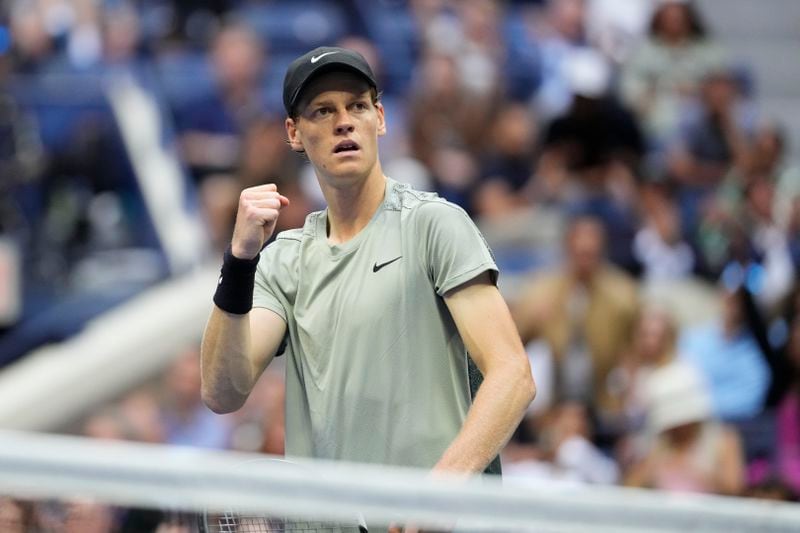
443, 272, 527, 374
249, 307, 288, 373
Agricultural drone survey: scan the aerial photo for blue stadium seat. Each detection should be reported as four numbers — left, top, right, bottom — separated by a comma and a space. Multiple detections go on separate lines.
352, 0, 418, 95
503, 6, 543, 100
153, 51, 215, 111
237, 2, 350, 55
10, 69, 111, 152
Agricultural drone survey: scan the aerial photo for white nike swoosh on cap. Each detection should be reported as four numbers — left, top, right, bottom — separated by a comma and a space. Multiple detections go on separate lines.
310, 51, 339, 63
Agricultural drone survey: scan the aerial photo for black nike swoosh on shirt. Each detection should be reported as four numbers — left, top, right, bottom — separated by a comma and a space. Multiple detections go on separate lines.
372, 256, 402, 273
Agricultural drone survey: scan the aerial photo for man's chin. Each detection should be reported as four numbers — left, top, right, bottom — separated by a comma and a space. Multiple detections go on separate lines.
321, 161, 374, 183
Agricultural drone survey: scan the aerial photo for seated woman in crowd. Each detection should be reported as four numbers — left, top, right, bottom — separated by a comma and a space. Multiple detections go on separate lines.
624, 361, 744, 495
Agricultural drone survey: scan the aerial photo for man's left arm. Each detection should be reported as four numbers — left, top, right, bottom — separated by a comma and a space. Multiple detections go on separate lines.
436, 271, 536, 474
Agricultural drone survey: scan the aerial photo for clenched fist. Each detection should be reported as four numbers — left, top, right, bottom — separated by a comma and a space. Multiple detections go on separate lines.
230, 184, 290, 259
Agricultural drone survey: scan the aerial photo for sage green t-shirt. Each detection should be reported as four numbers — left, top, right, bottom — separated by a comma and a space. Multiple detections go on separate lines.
253, 177, 498, 468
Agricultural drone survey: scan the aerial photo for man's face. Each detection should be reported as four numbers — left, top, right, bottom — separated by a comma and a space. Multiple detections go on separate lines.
567, 219, 605, 279
286, 71, 385, 186
635, 310, 673, 362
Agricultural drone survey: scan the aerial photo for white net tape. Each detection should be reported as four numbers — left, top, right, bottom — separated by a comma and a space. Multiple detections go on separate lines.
1, 430, 800, 532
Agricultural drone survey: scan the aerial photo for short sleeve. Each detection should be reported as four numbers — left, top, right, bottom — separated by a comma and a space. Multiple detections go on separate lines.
252, 242, 291, 322
415, 201, 498, 296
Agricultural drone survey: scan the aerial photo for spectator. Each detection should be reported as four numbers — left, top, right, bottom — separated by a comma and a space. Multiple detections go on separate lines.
8, 2, 54, 74
165, 0, 237, 45
742, 478, 796, 502
741, 176, 795, 310
170, 21, 278, 255
82, 407, 138, 441
624, 360, 744, 495
82, 389, 165, 444
117, 390, 169, 443
760, 125, 800, 239
227, 368, 286, 455
159, 346, 233, 449
633, 181, 695, 282
0, 48, 43, 332
535, 49, 644, 269
504, 401, 619, 486
544, 49, 645, 174
406, 46, 494, 161
0, 3, 173, 364
679, 286, 771, 421
472, 101, 539, 218
669, 66, 755, 189
667, 66, 758, 274
64, 0, 103, 69
451, 0, 506, 98
406, 48, 493, 207
175, 21, 270, 184
762, 312, 800, 498
533, 0, 593, 119
585, 0, 651, 64
620, 0, 726, 145
694, 121, 796, 299
608, 307, 683, 433
0, 498, 33, 533
203, 114, 311, 253
98, 1, 143, 68
63, 499, 116, 533
512, 215, 639, 426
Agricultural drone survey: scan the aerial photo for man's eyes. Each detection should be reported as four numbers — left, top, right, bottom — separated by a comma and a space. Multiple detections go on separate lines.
311, 102, 368, 117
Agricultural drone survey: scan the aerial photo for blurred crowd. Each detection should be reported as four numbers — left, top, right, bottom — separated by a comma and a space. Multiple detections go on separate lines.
2, 0, 800, 530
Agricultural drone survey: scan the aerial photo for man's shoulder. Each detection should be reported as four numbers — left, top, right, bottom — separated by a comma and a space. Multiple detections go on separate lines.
263, 210, 323, 256
278, 210, 324, 241
273, 228, 305, 245
385, 178, 439, 209
387, 178, 467, 221
258, 214, 321, 282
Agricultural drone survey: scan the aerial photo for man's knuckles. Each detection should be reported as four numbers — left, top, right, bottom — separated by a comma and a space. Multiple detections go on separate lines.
243, 207, 280, 224
241, 196, 282, 212
244, 183, 278, 193
240, 190, 281, 202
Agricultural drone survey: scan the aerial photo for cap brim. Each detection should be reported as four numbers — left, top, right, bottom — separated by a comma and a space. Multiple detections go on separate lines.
288, 63, 377, 116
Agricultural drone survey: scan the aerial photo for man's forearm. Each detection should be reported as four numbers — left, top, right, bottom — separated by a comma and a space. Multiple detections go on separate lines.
434, 359, 535, 474
200, 307, 258, 413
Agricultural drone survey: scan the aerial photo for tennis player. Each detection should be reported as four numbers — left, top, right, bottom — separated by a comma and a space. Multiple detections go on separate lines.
201, 46, 535, 478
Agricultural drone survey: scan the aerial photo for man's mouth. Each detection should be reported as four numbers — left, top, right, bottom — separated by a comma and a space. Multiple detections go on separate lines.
333, 140, 360, 154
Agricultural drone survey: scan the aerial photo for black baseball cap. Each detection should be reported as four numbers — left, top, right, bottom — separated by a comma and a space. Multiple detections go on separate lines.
282, 46, 378, 116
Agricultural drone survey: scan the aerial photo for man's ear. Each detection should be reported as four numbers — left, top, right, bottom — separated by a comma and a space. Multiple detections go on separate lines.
375, 102, 387, 137
286, 117, 304, 152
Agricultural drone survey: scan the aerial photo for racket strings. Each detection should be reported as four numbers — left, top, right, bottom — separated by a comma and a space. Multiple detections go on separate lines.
210, 511, 363, 532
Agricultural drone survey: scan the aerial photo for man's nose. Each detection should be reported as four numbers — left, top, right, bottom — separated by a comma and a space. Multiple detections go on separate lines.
334, 113, 355, 135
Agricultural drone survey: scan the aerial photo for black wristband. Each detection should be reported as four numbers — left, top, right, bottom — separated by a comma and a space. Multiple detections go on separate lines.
213, 247, 260, 314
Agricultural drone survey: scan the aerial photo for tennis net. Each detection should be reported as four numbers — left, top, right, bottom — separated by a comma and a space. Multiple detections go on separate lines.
1, 429, 799, 532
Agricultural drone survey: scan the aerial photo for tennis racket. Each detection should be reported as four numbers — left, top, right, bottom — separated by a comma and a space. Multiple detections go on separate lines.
197, 459, 368, 533
200, 510, 367, 532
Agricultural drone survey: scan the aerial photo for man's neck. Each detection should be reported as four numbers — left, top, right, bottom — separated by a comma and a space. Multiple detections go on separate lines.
321, 168, 387, 245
